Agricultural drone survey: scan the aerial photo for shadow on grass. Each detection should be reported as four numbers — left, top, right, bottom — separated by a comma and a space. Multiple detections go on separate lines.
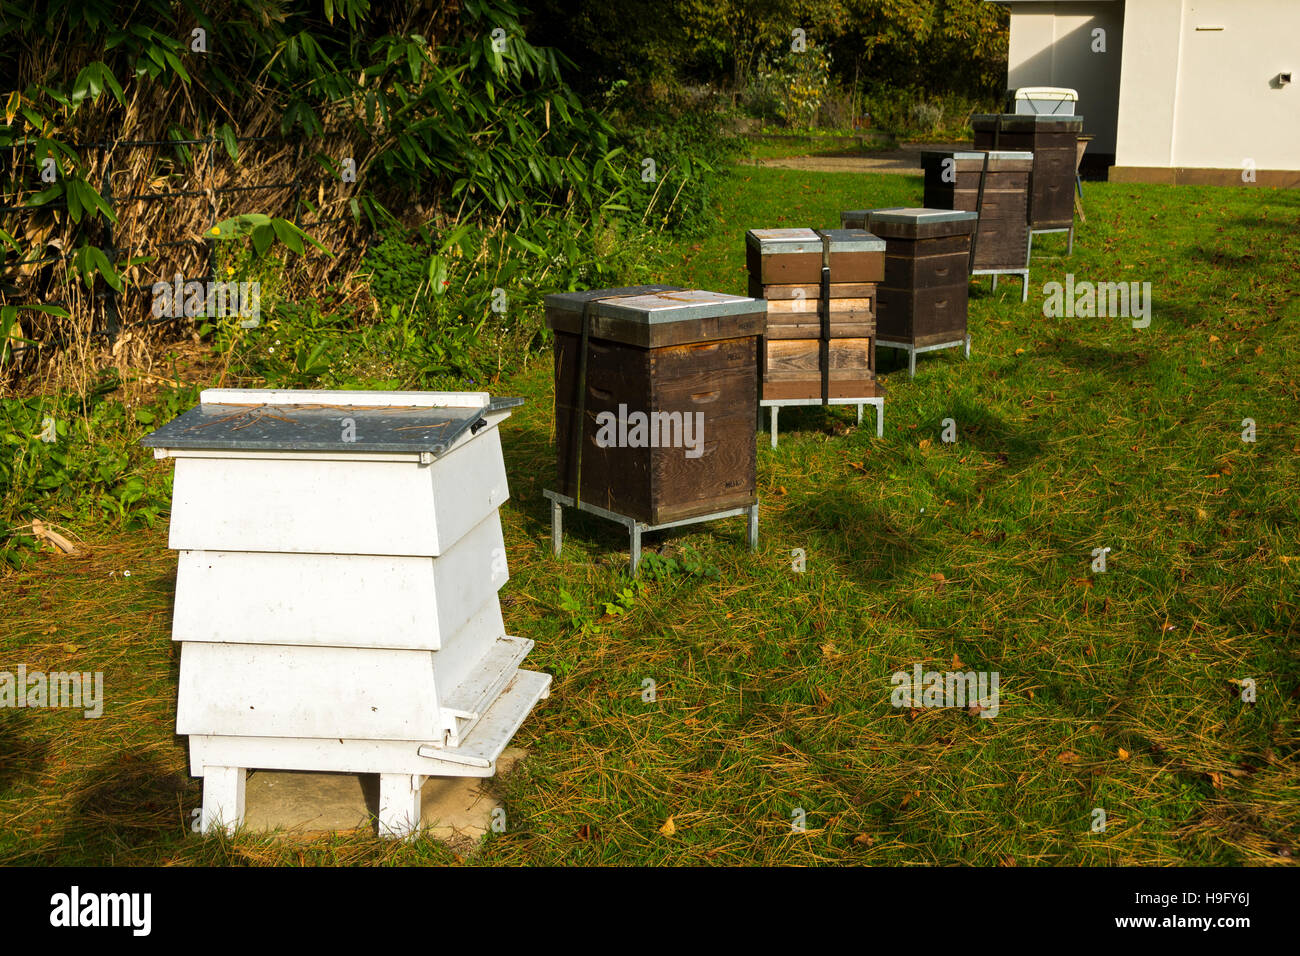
48, 749, 193, 863
1049, 338, 1155, 378
0, 710, 51, 796
783, 397, 1048, 589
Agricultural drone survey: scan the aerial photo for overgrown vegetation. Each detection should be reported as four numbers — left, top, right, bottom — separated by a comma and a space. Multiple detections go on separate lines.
0, 0, 735, 553
531, 0, 1008, 136
2, 169, 1297, 865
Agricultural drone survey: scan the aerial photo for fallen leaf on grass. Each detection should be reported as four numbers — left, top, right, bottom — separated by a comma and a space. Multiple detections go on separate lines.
1072, 577, 1094, 589
659, 816, 676, 837
1208, 772, 1224, 789
918, 438, 932, 450
854, 833, 874, 846
1118, 748, 1131, 761
1057, 751, 1079, 764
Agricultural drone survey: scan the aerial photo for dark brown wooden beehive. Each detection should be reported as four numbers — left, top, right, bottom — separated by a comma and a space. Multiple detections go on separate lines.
921, 150, 1033, 272
971, 114, 1082, 231
746, 228, 884, 401
546, 286, 765, 525
866, 208, 978, 348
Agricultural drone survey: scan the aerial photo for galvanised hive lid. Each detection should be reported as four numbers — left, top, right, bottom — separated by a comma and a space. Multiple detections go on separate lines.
547, 288, 761, 323
543, 284, 681, 309
868, 207, 978, 225
546, 287, 765, 347
816, 229, 885, 253
140, 389, 523, 456
553, 287, 759, 321
745, 228, 821, 254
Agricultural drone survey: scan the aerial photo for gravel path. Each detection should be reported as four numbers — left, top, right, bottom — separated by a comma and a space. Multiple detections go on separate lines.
744, 141, 971, 175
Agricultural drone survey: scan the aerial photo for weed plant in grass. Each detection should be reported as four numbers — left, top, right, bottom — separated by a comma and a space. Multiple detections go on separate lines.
0, 169, 1296, 866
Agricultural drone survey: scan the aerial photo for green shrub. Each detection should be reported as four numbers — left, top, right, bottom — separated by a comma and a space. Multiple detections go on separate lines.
0, 380, 195, 567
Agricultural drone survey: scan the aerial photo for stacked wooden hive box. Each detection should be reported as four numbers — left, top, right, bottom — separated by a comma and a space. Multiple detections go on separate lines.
141, 388, 551, 839
746, 227, 884, 404
972, 114, 1083, 246
921, 149, 1034, 300
544, 286, 765, 571
866, 208, 979, 376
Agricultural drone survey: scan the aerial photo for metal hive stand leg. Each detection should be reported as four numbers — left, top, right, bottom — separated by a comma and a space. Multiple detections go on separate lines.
1067, 224, 1075, 257
200, 765, 246, 836
965, 335, 972, 359
769, 405, 779, 449
908, 347, 916, 378
747, 502, 759, 551
629, 520, 642, 576
856, 403, 863, 427
551, 497, 563, 555
875, 401, 884, 438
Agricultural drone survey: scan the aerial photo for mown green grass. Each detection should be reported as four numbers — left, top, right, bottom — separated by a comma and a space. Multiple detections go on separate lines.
1, 168, 1297, 865
740, 131, 897, 162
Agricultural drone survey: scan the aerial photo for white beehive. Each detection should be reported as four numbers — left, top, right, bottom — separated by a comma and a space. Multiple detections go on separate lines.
141, 388, 551, 839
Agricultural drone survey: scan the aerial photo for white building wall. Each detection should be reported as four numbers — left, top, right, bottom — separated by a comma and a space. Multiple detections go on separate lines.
1004, 1, 1126, 156
1167, 0, 1298, 170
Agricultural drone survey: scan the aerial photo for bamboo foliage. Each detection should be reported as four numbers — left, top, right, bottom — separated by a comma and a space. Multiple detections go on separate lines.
0, 0, 636, 389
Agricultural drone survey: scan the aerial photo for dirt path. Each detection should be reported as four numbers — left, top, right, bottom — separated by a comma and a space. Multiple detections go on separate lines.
743, 141, 971, 175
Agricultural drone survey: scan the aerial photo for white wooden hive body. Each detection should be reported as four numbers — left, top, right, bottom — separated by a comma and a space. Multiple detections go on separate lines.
146, 388, 552, 794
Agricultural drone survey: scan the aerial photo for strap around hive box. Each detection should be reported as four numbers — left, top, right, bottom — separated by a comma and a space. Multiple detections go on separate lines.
969, 148, 991, 272
819, 263, 831, 404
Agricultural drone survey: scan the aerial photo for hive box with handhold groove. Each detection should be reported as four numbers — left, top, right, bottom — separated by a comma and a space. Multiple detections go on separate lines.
546, 286, 764, 525
971, 114, 1082, 230
921, 150, 1034, 272
140, 388, 551, 840
867, 208, 978, 348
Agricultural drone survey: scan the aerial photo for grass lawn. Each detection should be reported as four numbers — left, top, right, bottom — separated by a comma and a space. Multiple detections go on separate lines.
1, 167, 1297, 865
